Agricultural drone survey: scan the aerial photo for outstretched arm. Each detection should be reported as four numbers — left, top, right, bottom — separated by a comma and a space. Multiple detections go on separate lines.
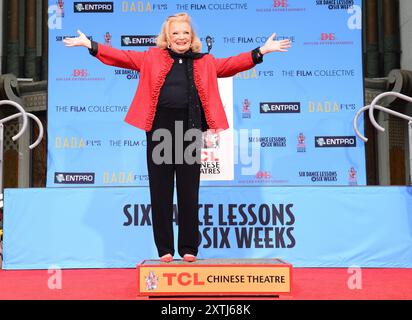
63, 30, 92, 49
214, 33, 291, 77
258, 33, 291, 55
63, 30, 145, 71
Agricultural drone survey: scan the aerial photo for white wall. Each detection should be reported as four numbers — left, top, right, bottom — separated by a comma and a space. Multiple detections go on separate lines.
400, 0, 412, 70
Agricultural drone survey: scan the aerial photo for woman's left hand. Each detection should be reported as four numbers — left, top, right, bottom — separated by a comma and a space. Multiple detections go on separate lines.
260, 33, 292, 55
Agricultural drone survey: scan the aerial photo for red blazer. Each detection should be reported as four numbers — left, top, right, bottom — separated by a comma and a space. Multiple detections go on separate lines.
95, 44, 256, 131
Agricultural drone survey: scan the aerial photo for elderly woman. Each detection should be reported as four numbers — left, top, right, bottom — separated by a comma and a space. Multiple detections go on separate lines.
64, 13, 291, 263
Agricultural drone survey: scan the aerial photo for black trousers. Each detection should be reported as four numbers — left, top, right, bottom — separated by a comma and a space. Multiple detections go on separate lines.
146, 107, 201, 257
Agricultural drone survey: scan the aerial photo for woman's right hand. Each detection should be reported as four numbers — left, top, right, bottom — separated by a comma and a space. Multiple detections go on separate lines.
63, 30, 92, 49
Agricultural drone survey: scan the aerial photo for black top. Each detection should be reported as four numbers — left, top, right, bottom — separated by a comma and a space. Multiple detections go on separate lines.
155, 47, 263, 110
157, 55, 189, 109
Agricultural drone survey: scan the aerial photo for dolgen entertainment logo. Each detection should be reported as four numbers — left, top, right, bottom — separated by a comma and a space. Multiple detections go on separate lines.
74, 2, 114, 13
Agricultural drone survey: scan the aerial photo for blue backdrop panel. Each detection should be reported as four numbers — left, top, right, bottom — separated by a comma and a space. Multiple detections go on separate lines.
47, 0, 365, 187
4, 186, 412, 269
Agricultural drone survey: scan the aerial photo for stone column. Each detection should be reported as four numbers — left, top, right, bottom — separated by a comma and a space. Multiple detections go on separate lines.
24, 0, 37, 79
6, 0, 19, 76
382, 0, 400, 76
365, 0, 380, 77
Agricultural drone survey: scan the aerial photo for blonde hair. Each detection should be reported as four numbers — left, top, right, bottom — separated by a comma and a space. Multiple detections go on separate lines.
156, 13, 202, 53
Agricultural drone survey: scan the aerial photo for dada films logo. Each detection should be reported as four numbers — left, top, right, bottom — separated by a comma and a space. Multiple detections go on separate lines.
308, 100, 356, 113
315, 136, 356, 148
121, 35, 157, 47
54, 172, 95, 184
260, 102, 301, 113
121, 2, 168, 12
74, 2, 113, 13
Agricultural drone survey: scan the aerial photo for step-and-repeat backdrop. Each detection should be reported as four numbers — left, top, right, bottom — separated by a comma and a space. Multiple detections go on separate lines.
47, 0, 365, 187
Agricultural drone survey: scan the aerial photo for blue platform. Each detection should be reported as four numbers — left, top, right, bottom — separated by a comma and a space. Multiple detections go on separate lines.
3, 186, 412, 269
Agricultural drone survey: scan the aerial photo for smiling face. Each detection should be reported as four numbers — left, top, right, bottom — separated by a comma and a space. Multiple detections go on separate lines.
168, 21, 192, 53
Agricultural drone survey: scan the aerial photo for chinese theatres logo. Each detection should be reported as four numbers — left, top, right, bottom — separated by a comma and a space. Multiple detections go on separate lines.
145, 271, 158, 290
104, 32, 112, 47
297, 132, 306, 152
242, 98, 251, 118
348, 167, 357, 185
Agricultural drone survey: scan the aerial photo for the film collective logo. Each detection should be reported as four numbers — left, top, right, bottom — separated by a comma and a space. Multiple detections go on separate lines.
315, 136, 356, 148
74, 2, 114, 13
54, 172, 95, 184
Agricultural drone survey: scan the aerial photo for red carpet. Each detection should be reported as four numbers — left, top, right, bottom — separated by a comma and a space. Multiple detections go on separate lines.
0, 268, 411, 300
